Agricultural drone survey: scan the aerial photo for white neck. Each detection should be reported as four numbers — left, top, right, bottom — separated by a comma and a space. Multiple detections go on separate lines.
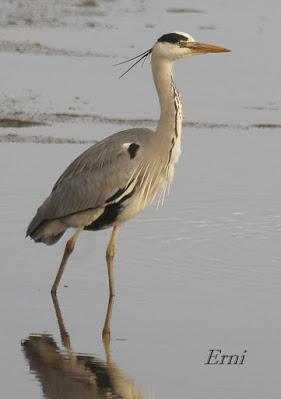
151, 53, 183, 165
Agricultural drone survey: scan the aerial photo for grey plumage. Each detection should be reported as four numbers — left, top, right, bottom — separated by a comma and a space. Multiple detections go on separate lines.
27, 128, 153, 244
26, 31, 229, 294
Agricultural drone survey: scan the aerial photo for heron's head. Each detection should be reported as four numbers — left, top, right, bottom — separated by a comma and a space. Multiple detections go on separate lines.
116, 31, 230, 77
152, 31, 230, 61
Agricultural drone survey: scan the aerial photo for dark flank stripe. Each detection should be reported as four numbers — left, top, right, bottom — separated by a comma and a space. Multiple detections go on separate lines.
30, 180, 137, 237
105, 178, 134, 203
84, 203, 120, 231
105, 188, 126, 203
85, 189, 135, 231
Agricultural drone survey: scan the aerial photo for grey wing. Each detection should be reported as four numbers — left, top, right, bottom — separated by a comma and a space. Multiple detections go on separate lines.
27, 128, 153, 235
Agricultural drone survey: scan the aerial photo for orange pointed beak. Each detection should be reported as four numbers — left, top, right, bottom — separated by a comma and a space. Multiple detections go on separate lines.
183, 41, 230, 53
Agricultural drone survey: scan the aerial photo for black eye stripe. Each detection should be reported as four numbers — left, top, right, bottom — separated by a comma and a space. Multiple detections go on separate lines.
157, 33, 188, 44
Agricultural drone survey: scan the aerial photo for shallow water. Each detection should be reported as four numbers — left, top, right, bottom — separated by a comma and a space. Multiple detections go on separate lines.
0, 0, 280, 398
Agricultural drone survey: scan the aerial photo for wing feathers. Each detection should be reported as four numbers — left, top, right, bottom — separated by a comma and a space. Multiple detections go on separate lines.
26, 128, 153, 235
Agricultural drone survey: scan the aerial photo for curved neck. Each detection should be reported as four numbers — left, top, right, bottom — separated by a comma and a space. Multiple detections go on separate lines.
151, 54, 183, 138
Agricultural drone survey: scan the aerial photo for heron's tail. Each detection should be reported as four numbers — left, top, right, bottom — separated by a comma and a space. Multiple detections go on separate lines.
26, 216, 66, 246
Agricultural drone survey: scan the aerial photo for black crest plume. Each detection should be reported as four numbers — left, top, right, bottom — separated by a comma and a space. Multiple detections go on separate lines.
114, 48, 152, 78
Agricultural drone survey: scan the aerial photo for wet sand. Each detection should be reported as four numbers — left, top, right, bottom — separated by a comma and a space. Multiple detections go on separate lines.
0, 0, 280, 398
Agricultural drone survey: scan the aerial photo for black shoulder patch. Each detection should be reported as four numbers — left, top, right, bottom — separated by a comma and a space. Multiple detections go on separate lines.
127, 143, 140, 159
157, 33, 188, 44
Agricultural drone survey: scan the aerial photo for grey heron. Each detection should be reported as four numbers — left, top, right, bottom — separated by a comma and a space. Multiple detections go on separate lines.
26, 31, 230, 296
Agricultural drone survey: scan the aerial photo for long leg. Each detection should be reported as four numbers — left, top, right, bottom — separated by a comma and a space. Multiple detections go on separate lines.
102, 295, 115, 343
51, 227, 83, 294
51, 292, 72, 350
106, 225, 120, 297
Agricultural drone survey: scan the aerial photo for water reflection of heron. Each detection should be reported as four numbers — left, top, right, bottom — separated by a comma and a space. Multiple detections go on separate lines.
22, 295, 144, 399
